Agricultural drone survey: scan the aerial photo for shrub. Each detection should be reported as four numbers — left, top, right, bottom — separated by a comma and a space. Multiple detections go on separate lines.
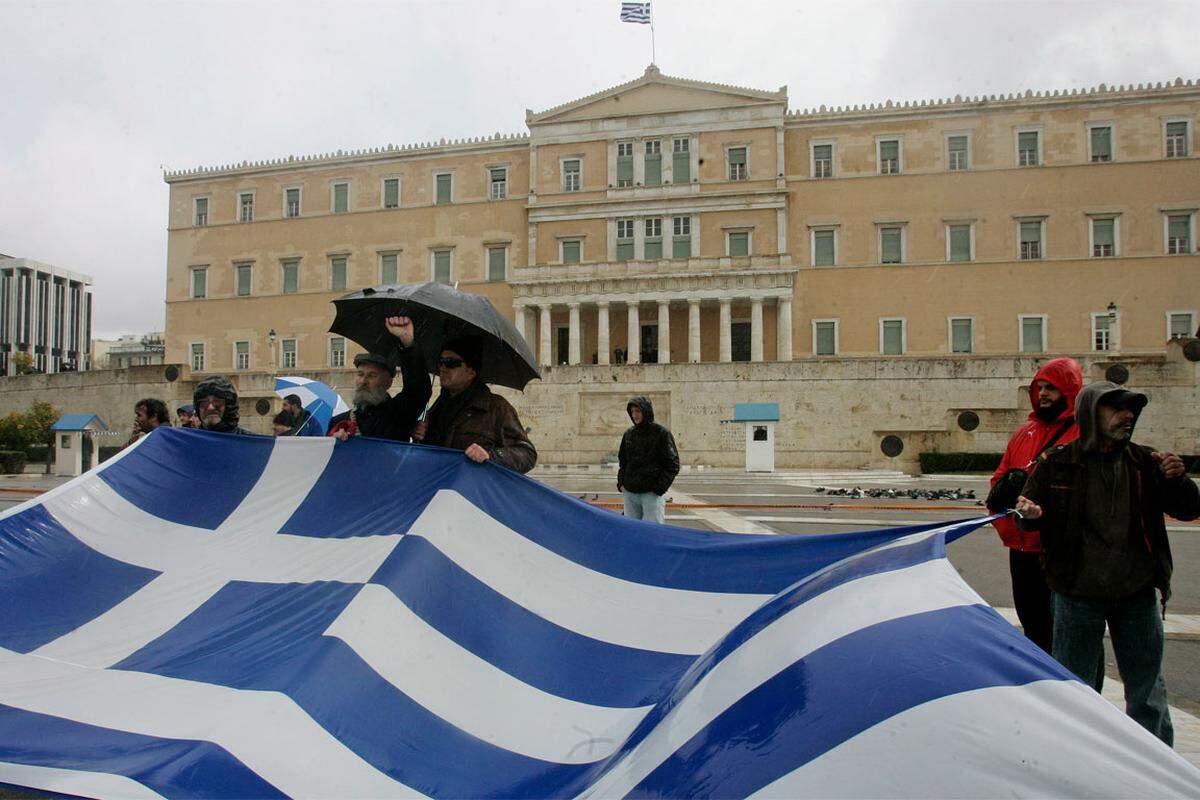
25, 444, 50, 463
918, 452, 1004, 474
0, 451, 26, 474
98, 446, 123, 464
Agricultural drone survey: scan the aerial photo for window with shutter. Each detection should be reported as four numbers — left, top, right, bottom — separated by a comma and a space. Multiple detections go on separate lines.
728, 231, 749, 257
329, 337, 346, 367
191, 268, 207, 299
561, 240, 581, 264
380, 253, 398, 284
190, 343, 205, 371
332, 183, 348, 213
331, 256, 348, 291
435, 174, 452, 205
383, 179, 399, 209
949, 225, 972, 262
814, 230, 835, 266
617, 142, 633, 187
236, 265, 251, 296
1093, 314, 1112, 351
1090, 127, 1112, 162
433, 250, 452, 283
881, 228, 902, 263
239, 193, 254, 222
882, 320, 904, 355
489, 168, 507, 200
194, 197, 208, 226
644, 218, 662, 259
644, 140, 662, 186
672, 138, 691, 183
813, 144, 833, 177
1168, 215, 1191, 254
947, 136, 968, 170
951, 318, 973, 353
814, 321, 837, 355
1092, 219, 1114, 257
1169, 313, 1193, 339
878, 140, 900, 174
281, 339, 297, 369
1018, 131, 1039, 166
616, 219, 634, 261
487, 247, 506, 281
235, 341, 249, 370
672, 217, 691, 258
727, 147, 747, 180
1020, 221, 1042, 259
563, 160, 581, 192
1166, 122, 1188, 158
286, 188, 301, 217
282, 261, 298, 294
1021, 317, 1044, 353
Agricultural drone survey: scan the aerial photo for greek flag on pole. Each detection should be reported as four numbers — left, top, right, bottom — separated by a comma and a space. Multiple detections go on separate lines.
620, 2, 651, 24
1, 427, 1198, 798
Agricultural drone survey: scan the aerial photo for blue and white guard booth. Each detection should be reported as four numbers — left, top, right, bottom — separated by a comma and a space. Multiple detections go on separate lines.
733, 402, 779, 473
49, 413, 108, 477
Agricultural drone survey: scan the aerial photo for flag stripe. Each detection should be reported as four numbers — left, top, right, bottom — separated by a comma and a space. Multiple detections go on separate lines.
0, 761, 166, 800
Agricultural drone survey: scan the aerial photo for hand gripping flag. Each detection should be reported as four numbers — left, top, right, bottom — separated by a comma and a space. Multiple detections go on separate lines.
1, 427, 1198, 798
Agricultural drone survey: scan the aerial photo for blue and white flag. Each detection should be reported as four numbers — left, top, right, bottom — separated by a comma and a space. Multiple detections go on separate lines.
1, 427, 1197, 798
273, 375, 350, 436
620, 1, 651, 24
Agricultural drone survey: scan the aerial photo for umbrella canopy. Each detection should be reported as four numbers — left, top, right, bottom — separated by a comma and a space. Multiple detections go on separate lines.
273, 376, 351, 436
330, 282, 540, 391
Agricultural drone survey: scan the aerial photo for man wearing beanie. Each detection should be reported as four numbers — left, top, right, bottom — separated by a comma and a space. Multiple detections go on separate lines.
415, 335, 537, 473
1016, 382, 1199, 745
193, 375, 254, 435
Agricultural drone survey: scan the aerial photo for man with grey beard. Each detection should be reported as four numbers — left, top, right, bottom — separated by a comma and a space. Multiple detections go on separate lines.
329, 316, 431, 442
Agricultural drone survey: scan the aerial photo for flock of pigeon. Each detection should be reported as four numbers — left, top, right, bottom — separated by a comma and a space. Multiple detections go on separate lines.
813, 486, 979, 502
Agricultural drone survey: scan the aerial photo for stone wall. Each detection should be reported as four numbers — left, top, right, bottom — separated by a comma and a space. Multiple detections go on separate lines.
1, 342, 1195, 473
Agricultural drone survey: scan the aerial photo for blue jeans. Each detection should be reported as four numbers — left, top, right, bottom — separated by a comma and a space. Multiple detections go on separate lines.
1052, 586, 1173, 746
623, 491, 666, 524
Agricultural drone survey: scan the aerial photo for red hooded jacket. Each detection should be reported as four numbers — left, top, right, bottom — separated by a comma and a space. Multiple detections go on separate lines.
990, 357, 1083, 551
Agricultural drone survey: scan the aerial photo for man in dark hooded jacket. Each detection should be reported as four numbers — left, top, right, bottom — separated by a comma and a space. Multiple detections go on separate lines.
193, 375, 255, 435
617, 396, 680, 524
1016, 382, 1199, 745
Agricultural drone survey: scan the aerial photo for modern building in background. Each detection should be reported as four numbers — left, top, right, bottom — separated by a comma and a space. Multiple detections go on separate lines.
162, 68, 1198, 373
0, 254, 94, 375
92, 332, 166, 370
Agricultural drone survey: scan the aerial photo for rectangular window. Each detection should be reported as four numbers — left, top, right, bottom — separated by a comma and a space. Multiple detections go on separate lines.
947, 135, 968, 171
878, 139, 900, 174
435, 173, 452, 204
383, 178, 399, 209
380, 253, 398, 284
1092, 218, 1115, 257
332, 182, 348, 213
880, 227, 903, 264
812, 143, 833, 178
282, 260, 299, 294
236, 264, 251, 296
1093, 313, 1112, 352
813, 229, 835, 266
487, 246, 506, 281
814, 320, 838, 355
563, 159, 581, 192
950, 317, 973, 354
672, 138, 691, 183
1168, 214, 1192, 254
727, 147, 747, 181
644, 140, 662, 186
1089, 126, 1112, 162
881, 319, 905, 355
194, 197, 208, 226
644, 218, 663, 259
1019, 221, 1043, 260
948, 224, 972, 262
238, 192, 254, 223
281, 339, 297, 369
1021, 316, 1045, 353
330, 256, 347, 291
616, 142, 633, 187
433, 250, 452, 283
190, 342, 205, 371
235, 340, 249, 370
728, 231, 749, 257
730, 322, 750, 362
672, 216, 691, 258
285, 187, 301, 218
1169, 312, 1194, 339
561, 239, 581, 264
1166, 121, 1189, 158
489, 168, 507, 200
329, 336, 346, 367
616, 219, 635, 261
191, 267, 207, 299
1018, 130, 1040, 166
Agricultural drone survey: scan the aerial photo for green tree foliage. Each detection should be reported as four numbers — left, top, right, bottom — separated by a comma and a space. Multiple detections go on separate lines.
0, 401, 60, 451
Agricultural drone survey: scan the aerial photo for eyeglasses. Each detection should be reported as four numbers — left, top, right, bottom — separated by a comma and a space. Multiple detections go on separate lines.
438, 356, 465, 369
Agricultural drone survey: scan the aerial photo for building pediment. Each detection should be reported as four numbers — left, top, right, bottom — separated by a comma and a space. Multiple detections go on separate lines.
528, 65, 786, 125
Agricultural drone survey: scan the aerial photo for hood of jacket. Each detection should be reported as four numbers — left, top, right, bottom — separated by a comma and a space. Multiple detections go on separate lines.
193, 375, 242, 433
1026, 357, 1083, 422
627, 396, 655, 425
1075, 381, 1148, 453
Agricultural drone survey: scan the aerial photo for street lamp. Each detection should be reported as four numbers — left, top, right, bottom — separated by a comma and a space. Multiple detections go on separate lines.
1106, 302, 1120, 352
268, 328, 277, 374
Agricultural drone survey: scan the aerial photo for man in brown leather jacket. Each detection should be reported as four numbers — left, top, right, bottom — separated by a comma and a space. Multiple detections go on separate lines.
414, 336, 537, 474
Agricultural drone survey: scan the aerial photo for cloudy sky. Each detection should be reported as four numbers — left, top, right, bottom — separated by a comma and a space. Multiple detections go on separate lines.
1, 0, 1194, 338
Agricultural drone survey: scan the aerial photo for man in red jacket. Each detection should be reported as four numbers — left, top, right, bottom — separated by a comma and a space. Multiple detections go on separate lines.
989, 357, 1083, 652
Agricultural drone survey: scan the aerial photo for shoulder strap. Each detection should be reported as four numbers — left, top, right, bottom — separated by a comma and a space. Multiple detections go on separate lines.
1037, 419, 1074, 459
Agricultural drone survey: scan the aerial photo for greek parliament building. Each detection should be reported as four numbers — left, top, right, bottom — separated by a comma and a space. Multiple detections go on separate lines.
162, 67, 1200, 466
0, 255, 94, 375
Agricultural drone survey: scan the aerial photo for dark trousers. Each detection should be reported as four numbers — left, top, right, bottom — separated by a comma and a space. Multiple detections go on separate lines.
1052, 586, 1173, 746
1009, 549, 1053, 653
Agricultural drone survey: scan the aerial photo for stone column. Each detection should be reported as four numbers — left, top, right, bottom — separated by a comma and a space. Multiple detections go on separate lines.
627, 303, 640, 364
751, 298, 764, 362
568, 303, 581, 365
515, 306, 529, 347
657, 300, 670, 363
539, 306, 552, 367
597, 302, 610, 365
719, 298, 732, 363
688, 299, 701, 363
776, 297, 793, 362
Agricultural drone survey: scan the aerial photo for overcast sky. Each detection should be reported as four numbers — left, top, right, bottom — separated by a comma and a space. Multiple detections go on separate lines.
1, 0, 1194, 338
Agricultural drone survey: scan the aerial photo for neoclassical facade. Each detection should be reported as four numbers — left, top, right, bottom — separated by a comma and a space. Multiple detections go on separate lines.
162, 67, 1199, 374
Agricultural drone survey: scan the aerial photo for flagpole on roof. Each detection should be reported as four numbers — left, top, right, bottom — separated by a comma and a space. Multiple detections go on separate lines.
650, 2, 656, 65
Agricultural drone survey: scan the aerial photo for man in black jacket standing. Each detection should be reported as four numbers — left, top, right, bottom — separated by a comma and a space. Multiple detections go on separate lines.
329, 315, 432, 442
617, 396, 680, 524
1016, 382, 1199, 745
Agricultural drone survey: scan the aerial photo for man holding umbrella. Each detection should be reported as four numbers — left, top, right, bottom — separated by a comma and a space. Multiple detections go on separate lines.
329, 315, 432, 442
415, 335, 537, 473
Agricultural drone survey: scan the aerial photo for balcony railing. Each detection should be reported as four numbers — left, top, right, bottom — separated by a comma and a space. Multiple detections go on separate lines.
511, 253, 790, 282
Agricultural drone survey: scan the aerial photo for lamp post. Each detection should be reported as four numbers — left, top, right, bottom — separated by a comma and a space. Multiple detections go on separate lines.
1107, 302, 1120, 353
268, 328, 277, 375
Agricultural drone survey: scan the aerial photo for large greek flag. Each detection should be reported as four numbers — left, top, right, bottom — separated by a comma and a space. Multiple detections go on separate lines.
1, 427, 1197, 798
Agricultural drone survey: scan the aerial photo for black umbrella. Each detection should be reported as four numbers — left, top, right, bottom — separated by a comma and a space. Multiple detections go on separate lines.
330, 282, 540, 391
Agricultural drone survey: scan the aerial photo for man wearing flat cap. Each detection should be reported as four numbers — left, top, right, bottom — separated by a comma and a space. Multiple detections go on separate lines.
1016, 382, 1199, 745
329, 315, 431, 442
